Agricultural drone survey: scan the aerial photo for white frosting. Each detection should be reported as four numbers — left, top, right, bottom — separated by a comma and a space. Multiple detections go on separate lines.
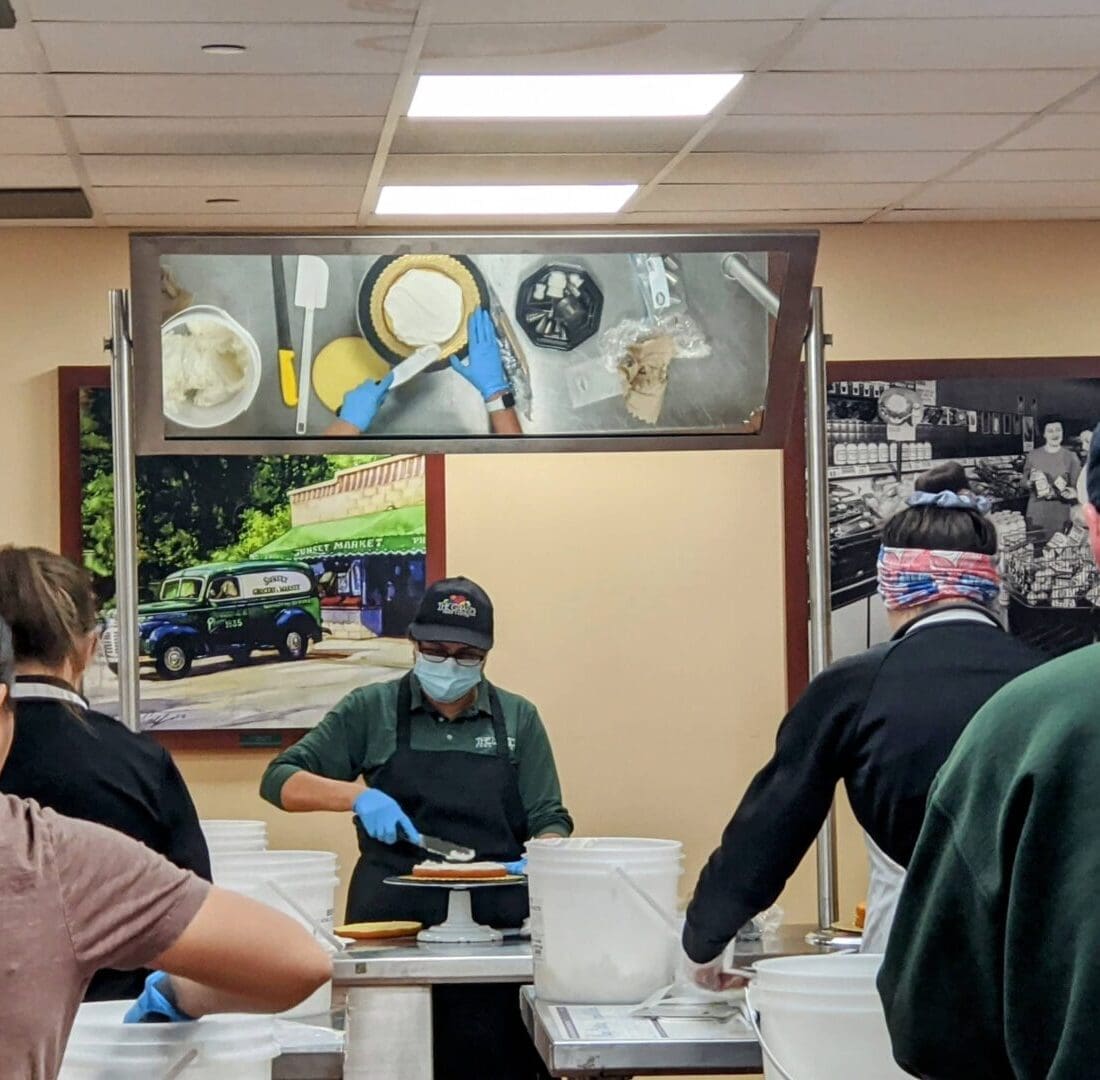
383, 267, 464, 347
412, 861, 506, 875
162, 320, 248, 408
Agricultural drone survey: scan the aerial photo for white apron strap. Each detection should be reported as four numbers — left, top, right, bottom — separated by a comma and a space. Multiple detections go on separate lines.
861, 832, 907, 954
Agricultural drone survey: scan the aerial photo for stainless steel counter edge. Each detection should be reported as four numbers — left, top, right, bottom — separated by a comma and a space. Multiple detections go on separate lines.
332, 940, 533, 985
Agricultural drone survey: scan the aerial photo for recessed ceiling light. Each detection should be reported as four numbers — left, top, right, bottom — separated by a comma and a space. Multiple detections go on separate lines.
205, 197, 240, 205
376, 185, 637, 216
407, 74, 742, 119
202, 43, 247, 55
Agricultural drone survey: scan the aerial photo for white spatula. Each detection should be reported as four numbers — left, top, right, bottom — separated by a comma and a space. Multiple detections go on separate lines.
294, 255, 329, 436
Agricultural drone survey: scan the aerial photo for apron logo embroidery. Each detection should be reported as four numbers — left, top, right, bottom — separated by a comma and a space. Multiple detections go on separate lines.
475, 735, 517, 751
438, 594, 477, 618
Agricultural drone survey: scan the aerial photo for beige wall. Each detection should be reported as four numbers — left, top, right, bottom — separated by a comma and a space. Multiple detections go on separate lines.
7, 221, 1100, 931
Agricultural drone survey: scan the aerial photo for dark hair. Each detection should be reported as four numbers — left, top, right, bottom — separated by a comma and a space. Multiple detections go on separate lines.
1038, 415, 1063, 435
0, 547, 99, 668
0, 616, 13, 705
881, 462, 998, 555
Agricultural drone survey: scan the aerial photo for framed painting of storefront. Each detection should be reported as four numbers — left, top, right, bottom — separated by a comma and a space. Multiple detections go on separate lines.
781, 358, 1100, 691
58, 366, 446, 746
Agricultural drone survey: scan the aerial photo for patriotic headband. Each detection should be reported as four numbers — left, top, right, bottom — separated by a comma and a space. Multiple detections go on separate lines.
906, 490, 992, 514
877, 546, 1001, 611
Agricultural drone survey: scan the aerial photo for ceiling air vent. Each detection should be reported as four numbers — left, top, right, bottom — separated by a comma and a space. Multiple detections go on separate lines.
0, 189, 92, 219
0, 2, 15, 29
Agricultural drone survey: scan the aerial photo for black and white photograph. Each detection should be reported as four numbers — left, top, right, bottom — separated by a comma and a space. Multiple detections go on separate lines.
828, 370, 1100, 660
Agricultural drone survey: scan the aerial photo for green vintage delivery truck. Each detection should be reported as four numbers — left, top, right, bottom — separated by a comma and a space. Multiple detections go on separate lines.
103, 559, 325, 679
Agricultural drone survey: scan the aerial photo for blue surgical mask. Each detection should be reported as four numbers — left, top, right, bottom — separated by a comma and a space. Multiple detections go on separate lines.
414, 655, 483, 704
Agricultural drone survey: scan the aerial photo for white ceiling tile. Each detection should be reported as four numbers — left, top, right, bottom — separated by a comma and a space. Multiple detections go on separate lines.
83, 154, 372, 187
382, 153, 662, 184
733, 71, 1091, 115
70, 116, 384, 155
391, 118, 696, 155
701, 113, 1029, 153
1001, 114, 1100, 150
625, 209, 877, 223
420, 21, 796, 75
38, 21, 409, 75
430, 0, 819, 19
950, 149, 1100, 182
0, 155, 79, 186
669, 150, 965, 184
0, 31, 34, 74
830, 0, 1100, 15
92, 186, 365, 214
28, 0, 416, 21
0, 118, 67, 154
55, 74, 396, 117
881, 207, 1100, 221
781, 17, 1100, 71
100, 213, 362, 228
1062, 81, 1100, 111
0, 76, 50, 116
907, 180, 1100, 208
640, 182, 913, 211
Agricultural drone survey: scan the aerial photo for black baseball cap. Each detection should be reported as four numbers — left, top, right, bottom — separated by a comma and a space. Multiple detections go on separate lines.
1087, 422, 1100, 510
408, 577, 493, 651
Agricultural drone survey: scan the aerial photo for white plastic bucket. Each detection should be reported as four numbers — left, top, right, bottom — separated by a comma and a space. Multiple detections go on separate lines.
211, 850, 339, 1021
201, 820, 268, 855
746, 954, 908, 1080
59, 1000, 278, 1079
527, 837, 683, 1004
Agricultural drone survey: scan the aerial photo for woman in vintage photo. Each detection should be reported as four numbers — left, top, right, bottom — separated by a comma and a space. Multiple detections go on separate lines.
1024, 416, 1081, 541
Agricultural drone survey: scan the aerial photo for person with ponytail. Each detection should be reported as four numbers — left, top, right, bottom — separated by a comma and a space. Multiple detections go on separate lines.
0, 545, 211, 1001
680, 463, 1045, 986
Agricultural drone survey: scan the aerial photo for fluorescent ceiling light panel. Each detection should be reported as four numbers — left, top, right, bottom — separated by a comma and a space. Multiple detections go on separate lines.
408, 74, 742, 119
376, 185, 638, 216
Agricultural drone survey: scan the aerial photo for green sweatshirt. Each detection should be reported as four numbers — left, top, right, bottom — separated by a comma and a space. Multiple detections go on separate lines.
879, 643, 1100, 1079
260, 675, 573, 839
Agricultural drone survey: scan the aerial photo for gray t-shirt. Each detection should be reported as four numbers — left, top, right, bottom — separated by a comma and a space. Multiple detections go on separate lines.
0, 794, 210, 1079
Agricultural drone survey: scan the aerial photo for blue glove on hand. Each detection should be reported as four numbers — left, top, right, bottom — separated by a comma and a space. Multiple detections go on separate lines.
354, 788, 421, 846
340, 370, 394, 433
450, 308, 510, 402
503, 857, 528, 876
124, 971, 194, 1024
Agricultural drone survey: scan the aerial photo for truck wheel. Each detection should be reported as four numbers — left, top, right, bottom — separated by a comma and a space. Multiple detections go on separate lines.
228, 648, 252, 667
155, 643, 192, 680
279, 627, 309, 661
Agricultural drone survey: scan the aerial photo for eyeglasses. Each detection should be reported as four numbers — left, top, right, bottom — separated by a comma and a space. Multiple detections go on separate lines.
417, 645, 486, 668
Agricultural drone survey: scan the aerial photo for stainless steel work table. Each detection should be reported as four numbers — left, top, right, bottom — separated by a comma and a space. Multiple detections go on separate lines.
331, 939, 534, 1079
520, 924, 855, 1078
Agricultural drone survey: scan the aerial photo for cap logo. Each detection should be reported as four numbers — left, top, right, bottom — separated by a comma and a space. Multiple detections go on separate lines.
438, 594, 476, 619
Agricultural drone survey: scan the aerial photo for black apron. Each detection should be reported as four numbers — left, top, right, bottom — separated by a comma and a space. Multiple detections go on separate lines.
347, 674, 546, 1080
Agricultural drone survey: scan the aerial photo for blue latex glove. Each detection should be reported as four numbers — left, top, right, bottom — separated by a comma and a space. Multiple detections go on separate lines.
124, 971, 194, 1024
354, 788, 421, 846
450, 308, 510, 402
503, 857, 528, 876
339, 370, 394, 433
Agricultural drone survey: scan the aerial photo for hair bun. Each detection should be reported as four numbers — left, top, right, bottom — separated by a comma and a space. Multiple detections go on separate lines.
914, 461, 968, 496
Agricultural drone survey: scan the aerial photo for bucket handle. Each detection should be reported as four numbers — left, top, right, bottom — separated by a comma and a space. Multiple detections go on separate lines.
612, 866, 680, 937
161, 1049, 199, 1079
264, 878, 345, 952
743, 984, 797, 1080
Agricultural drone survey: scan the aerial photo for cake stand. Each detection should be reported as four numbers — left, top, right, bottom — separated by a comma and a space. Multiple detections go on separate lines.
383, 875, 525, 944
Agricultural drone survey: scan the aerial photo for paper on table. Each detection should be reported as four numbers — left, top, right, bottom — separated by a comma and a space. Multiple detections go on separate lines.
551, 1004, 753, 1043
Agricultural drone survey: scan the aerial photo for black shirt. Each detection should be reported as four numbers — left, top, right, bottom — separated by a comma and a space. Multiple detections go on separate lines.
682, 607, 1045, 963
0, 676, 211, 1000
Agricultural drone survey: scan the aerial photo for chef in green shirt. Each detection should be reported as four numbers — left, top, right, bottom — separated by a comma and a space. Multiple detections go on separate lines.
260, 575, 571, 1080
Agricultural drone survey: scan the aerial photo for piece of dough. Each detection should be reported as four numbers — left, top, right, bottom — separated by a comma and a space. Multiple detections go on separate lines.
383, 267, 464, 347
313, 337, 391, 414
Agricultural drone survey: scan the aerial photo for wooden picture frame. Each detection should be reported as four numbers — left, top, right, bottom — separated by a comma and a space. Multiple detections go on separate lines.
58, 366, 447, 751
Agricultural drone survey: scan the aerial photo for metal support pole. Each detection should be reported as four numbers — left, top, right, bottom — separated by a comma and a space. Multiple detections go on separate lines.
105, 289, 141, 734
804, 287, 839, 935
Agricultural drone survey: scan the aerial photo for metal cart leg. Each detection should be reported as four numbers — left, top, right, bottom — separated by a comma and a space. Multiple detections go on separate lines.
345, 985, 433, 1079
